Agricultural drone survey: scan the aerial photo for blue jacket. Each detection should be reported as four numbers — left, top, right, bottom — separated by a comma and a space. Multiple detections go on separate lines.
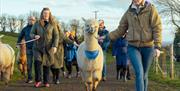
64, 43, 77, 62
112, 37, 128, 65
17, 25, 34, 49
98, 27, 110, 51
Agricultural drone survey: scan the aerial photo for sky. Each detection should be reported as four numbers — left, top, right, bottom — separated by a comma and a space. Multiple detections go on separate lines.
0, 0, 176, 43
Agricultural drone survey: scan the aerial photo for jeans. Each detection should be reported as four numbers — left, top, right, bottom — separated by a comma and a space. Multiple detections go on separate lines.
26, 49, 33, 80
27, 54, 33, 80
127, 45, 154, 91
102, 51, 107, 78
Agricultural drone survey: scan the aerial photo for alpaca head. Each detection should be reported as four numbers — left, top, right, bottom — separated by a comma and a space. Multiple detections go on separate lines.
82, 18, 99, 35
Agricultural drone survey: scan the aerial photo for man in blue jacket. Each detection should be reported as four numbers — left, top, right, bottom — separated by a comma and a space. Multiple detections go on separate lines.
98, 20, 110, 81
17, 16, 36, 83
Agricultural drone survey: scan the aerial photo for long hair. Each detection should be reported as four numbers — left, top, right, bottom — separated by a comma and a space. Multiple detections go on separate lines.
40, 7, 55, 25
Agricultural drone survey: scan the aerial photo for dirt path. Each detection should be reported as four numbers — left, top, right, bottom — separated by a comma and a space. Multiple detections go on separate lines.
0, 63, 179, 91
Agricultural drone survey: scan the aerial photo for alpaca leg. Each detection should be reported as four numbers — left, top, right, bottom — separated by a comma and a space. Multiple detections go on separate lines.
0, 72, 3, 81
18, 64, 23, 75
93, 81, 98, 91
10, 55, 15, 76
86, 82, 93, 91
93, 70, 102, 90
3, 67, 11, 85
23, 64, 27, 79
84, 71, 92, 91
85, 82, 93, 91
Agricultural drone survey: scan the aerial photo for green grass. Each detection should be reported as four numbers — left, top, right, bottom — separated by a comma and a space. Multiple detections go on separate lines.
149, 60, 180, 88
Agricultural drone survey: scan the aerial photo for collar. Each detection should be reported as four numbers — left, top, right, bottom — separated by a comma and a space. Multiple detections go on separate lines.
131, 3, 144, 10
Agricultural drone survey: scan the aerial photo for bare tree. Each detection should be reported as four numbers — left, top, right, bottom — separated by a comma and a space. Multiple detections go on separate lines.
156, 0, 180, 30
0, 15, 8, 32
70, 19, 80, 35
29, 11, 40, 20
18, 15, 26, 33
61, 22, 68, 32
8, 16, 19, 33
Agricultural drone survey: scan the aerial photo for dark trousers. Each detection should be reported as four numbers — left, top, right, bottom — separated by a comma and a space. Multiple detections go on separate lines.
127, 64, 131, 78
61, 67, 65, 72
65, 57, 79, 75
51, 68, 60, 81
43, 66, 50, 84
34, 60, 42, 82
34, 60, 50, 84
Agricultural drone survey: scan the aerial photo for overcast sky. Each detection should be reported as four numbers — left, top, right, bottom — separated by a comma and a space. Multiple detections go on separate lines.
0, 0, 175, 43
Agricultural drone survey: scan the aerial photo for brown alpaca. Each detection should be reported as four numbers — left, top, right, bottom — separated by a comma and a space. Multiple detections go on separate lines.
17, 39, 27, 78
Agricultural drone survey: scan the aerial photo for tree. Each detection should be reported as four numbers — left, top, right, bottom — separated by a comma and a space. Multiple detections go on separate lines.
155, 0, 180, 62
61, 22, 68, 32
156, 0, 180, 30
8, 16, 19, 33
18, 15, 26, 33
0, 15, 8, 32
28, 11, 40, 20
70, 19, 81, 36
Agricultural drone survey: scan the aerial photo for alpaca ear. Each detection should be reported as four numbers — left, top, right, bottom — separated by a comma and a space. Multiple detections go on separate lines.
82, 17, 86, 22
0, 35, 4, 39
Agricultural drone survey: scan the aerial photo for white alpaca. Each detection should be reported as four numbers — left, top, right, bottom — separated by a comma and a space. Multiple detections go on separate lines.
77, 18, 103, 91
0, 35, 15, 85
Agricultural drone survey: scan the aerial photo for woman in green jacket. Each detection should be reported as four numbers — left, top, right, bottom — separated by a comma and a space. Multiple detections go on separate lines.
31, 7, 59, 87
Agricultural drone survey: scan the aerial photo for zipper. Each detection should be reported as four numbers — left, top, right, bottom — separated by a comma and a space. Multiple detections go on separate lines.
137, 14, 143, 47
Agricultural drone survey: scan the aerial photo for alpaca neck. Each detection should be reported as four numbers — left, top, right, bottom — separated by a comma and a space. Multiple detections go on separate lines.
85, 35, 98, 51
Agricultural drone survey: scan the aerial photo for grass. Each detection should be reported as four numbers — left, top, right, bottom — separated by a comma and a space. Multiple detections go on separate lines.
149, 59, 180, 88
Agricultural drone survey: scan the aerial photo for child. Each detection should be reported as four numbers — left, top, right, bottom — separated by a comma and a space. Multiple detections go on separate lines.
112, 35, 129, 81
64, 33, 80, 78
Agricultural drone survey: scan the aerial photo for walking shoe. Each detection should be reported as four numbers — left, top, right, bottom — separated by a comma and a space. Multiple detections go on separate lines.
44, 83, 50, 87
127, 76, 131, 80
123, 76, 127, 82
76, 72, 80, 78
102, 77, 107, 81
66, 74, 72, 79
63, 72, 66, 77
34, 82, 41, 88
55, 80, 60, 84
26, 80, 33, 84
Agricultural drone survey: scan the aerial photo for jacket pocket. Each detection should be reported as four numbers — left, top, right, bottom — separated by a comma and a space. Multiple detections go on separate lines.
126, 28, 134, 41
142, 28, 153, 41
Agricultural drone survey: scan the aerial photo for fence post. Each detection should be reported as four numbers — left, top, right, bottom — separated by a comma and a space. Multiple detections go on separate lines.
170, 44, 175, 79
161, 48, 167, 78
